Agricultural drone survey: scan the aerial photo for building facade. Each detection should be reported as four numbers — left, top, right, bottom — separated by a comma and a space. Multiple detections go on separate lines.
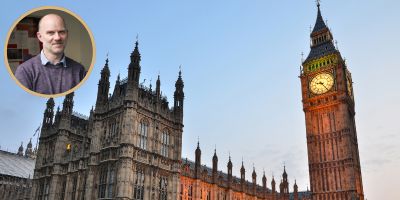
31, 41, 184, 200
0, 142, 36, 200
300, 3, 364, 200
30, 40, 309, 200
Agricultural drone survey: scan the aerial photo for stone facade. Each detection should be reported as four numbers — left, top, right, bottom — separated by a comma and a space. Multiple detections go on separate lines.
178, 144, 306, 200
0, 148, 35, 200
30, 40, 310, 200
300, 3, 364, 200
31, 41, 184, 200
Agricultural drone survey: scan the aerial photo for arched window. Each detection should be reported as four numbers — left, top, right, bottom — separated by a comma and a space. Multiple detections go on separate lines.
98, 163, 116, 198
159, 176, 168, 200
188, 185, 193, 200
133, 168, 145, 200
138, 120, 148, 150
161, 129, 169, 157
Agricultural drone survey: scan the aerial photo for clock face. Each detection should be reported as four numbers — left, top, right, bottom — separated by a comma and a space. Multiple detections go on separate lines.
309, 73, 334, 94
347, 76, 352, 96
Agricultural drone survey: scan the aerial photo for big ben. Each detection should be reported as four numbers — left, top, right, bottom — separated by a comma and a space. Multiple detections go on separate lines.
300, 3, 364, 200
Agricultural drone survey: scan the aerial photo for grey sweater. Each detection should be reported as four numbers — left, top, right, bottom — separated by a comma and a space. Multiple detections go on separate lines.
15, 54, 86, 95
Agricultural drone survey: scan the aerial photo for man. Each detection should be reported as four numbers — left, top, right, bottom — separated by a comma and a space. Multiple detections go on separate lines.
15, 14, 86, 95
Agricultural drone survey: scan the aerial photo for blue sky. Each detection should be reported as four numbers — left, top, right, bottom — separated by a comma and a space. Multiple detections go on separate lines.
1, 1, 400, 199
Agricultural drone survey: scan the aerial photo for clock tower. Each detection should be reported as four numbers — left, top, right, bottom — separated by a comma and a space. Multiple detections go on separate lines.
300, 3, 364, 200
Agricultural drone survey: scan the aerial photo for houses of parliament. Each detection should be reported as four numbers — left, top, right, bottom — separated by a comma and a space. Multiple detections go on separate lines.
0, 3, 364, 200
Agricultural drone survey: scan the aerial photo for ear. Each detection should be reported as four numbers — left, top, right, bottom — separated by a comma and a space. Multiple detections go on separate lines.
36, 32, 43, 43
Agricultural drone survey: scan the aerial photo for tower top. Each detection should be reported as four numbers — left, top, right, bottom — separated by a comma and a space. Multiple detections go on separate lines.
311, 1, 328, 34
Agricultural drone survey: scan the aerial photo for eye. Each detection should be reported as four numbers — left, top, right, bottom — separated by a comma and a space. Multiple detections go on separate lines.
59, 30, 67, 35
47, 31, 55, 35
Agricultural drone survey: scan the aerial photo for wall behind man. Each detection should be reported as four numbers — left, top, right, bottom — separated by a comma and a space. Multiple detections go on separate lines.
31, 9, 93, 71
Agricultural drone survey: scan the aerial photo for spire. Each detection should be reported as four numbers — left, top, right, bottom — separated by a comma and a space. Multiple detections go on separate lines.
311, 1, 328, 34
96, 58, 110, 109
252, 166, 257, 184
174, 68, 184, 120
294, 179, 299, 200
271, 176, 276, 193
304, 1, 336, 63
17, 142, 23, 156
43, 98, 55, 128
262, 170, 267, 189
62, 92, 74, 117
25, 138, 33, 158
240, 160, 245, 181
212, 147, 218, 182
101, 57, 110, 77
227, 153, 232, 175
282, 164, 288, 183
195, 139, 201, 178
156, 74, 161, 98
128, 38, 141, 85
112, 73, 121, 97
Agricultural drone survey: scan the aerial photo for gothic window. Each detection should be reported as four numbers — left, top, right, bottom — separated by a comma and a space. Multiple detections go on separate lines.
107, 165, 116, 197
134, 168, 145, 200
138, 121, 148, 150
71, 176, 77, 200
98, 163, 116, 198
206, 191, 211, 200
99, 166, 107, 198
188, 185, 193, 200
159, 176, 168, 200
38, 180, 44, 199
179, 184, 183, 200
60, 177, 66, 200
44, 178, 50, 200
160, 129, 169, 157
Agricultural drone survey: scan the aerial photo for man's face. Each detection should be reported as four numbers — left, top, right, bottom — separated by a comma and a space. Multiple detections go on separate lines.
37, 14, 68, 57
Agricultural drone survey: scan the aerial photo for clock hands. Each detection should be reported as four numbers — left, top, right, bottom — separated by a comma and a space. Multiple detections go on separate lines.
317, 81, 329, 90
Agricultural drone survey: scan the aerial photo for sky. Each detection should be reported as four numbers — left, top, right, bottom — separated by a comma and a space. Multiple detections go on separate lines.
1, 1, 400, 199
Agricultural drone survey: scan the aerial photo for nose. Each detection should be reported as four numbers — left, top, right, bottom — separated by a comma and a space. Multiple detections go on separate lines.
54, 32, 61, 40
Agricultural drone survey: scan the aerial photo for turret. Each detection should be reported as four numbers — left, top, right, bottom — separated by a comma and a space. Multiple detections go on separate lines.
17, 142, 23, 156
240, 161, 245, 185
252, 166, 257, 194
282, 166, 289, 194
42, 98, 55, 129
62, 92, 74, 117
212, 148, 218, 182
60, 93, 74, 128
293, 180, 299, 200
271, 176, 276, 194
262, 171, 267, 190
194, 141, 201, 178
174, 70, 184, 120
227, 155, 233, 186
128, 40, 141, 85
126, 40, 141, 101
156, 75, 161, 99
96, 58, 110, 110
112, 74, 121, 97
25, 138, 33, 158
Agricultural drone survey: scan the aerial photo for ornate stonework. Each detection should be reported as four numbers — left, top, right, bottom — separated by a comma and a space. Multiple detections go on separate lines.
300, 3, 364, 200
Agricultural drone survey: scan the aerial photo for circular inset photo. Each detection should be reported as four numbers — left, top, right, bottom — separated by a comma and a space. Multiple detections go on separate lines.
4, 6, 95, 97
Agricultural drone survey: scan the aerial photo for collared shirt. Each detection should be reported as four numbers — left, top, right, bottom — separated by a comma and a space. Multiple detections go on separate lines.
40, 50, 67, 68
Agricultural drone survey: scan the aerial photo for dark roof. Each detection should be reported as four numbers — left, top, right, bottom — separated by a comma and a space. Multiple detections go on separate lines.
304, 41, 337, 63
312, 5, 327, 34
0, 150, 35, 179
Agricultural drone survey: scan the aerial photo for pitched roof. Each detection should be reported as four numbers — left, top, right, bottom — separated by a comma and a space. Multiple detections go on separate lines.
312, 4, 328, 34
0, 150, 35, 179
304, 41, 337, 63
